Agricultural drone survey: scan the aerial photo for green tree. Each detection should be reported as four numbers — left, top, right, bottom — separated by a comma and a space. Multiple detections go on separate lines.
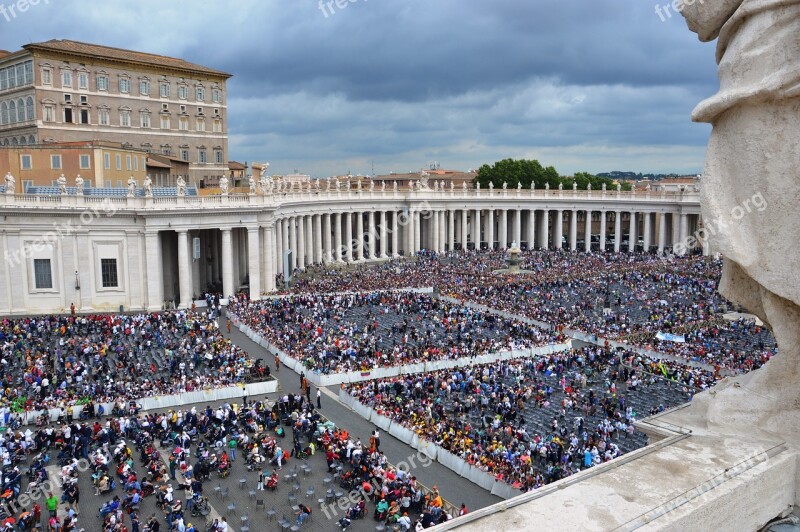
475, 160, 632, 190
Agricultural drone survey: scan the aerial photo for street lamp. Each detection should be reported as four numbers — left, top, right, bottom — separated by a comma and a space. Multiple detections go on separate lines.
74, 270, 80, 290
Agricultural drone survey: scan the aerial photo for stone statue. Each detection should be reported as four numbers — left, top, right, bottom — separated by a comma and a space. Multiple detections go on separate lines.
434, 181, 439, 191
345, 178, 351, 191
143, 175, 153, 197
335, 178, 341, 191
369, 180, 374, 192
393, 181, 398, 191
616, 183, 621, 192
631, 183, 637, 193
462, 182, 467, 191
176, 175, 186, 197
248, 176, 256, 194
677, 1, 800, 439
489, 182, 494, 191
419, 170, 430, 190
558, 182, 563, 190
587, 183, 592, 191
450, 182, 454, 192
75, 175, 84, 195
517, 182, 522, 190
4, 172, 15, 194
502, 181, 507, 190
57, 174, 67, 195
314, 179, 320, 190
545, 182, 550, 191
127, 176, 137, 197
219, 176, 229, 196
476, 182, 481, 191
259, 163, 270, 179
326, 177, 332, 191
572, 182, 578, 191
381, 180, 386, 192
356, 179, 362, 192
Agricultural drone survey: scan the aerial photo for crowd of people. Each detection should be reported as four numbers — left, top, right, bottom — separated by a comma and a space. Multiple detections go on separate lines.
229, 291, 561, 374
0, 308, 270, 418
283, 250, 777, 373
345, 344, 713, 493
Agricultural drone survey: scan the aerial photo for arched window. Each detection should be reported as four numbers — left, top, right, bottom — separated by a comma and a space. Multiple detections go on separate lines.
18, 136, 25, 145
25, 97, 34, 121
16, 98, 24, 122
8, 100, 15, 124
28, 135, 35, 145
1, 139, 7, 146
10, 137, 17, 146
0, 102, 7, 125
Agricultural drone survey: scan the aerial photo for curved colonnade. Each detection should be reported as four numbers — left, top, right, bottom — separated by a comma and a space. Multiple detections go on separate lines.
0, 186, 703, 314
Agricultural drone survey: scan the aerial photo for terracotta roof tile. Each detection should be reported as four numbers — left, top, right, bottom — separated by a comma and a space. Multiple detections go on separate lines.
24, 39, 231, 78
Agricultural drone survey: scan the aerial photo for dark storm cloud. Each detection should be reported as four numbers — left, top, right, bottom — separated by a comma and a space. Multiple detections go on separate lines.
0, 0, 717, 176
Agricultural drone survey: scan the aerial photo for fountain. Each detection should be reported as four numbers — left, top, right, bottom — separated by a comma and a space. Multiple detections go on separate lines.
493, 241, 533, 275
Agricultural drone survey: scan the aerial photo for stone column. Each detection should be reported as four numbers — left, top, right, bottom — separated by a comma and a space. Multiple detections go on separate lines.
247, 226, 261, 300
281, 219, 290, 272
405, 209, 414, 256
554, 210, 563, 249
527, 209, 535, 250
221, 228, 234, 298
334, 213, 343, 262
486, 209, 495, 250
613, 211, 622, 253
314, 214, 323, 263
379, 211, 388, 258
289, 217, 298, 270
305, 215, 314, 264
448, 210, 455, 251
323, 214, 332, 263
584, 210, 592, 252
461, 210, 468, 250
514, 209, 522, 244
391, 211, 399, 257
539, 210, 549, 249
432, 210, 440, 252
274, 220, 283, 275
628, 212, 637, 252
177, 230, 193, 308
474, 208, 482, 250
599, 211, 607, 252
297, 215, 306, 268
569, 210, 577, 251
657, 212, 667, 254
264, 222, 276, 292
500, 209, 508, 249
439, 211, 446, 253
345, 212, 353, 262
678, 212, 689, 255
355, 211, 364, 260
414, 211, 422, 253
145, 231, 164, 311
643, 212, 652, 252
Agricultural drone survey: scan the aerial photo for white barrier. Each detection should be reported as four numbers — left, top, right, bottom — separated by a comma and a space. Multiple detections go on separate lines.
18, 379, 277, 425
371, 412, 393, 432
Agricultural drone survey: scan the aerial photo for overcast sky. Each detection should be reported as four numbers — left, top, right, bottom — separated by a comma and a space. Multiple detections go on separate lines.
0, 0, 718, 177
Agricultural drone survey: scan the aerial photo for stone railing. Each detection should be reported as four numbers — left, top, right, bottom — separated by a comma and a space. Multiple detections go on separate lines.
0, 187, 700, 211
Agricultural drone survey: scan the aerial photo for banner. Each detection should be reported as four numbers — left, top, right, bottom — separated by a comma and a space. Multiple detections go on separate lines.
655, 332, 686, 343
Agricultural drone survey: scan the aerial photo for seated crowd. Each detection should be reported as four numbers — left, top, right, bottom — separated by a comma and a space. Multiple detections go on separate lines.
0, 309, 270, 417
283, 250, 776, 373
229, 291, 561, 374
345, 345, 715, 493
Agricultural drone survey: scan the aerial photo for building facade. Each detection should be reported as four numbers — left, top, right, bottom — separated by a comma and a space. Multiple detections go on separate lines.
0, 184, 705, 315
0, 141, 150, 189
0, 39, 231, 185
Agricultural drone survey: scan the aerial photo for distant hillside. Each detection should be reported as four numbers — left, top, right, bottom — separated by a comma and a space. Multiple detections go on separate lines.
596, 171, 696, 180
